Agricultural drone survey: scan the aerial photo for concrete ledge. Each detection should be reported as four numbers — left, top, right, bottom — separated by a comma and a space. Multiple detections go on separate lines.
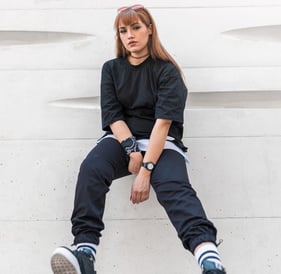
1, 218, 279, 274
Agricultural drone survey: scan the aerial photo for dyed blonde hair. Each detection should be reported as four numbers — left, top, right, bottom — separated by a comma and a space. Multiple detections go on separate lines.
114, 6, 183, 76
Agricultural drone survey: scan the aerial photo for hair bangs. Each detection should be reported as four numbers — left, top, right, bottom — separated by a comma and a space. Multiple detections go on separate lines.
115, 10, 140, 28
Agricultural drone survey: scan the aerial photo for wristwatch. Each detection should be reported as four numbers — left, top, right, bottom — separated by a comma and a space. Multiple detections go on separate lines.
141, 162, 156, 171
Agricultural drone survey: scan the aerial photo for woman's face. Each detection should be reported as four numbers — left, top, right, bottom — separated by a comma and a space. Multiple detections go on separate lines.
118, 19, 152, 56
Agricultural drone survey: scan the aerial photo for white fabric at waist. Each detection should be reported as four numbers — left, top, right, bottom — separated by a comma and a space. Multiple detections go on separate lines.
97, 134, 189, 164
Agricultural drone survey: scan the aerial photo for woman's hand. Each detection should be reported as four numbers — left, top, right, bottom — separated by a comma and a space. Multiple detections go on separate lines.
128, 151, 143, 174
130, 168, 151, 204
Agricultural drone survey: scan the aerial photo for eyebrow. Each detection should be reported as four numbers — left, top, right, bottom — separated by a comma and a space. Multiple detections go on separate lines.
119, 21, 140, 29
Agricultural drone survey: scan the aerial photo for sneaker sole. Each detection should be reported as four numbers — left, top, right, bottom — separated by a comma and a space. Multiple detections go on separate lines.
51, 247, 81, 274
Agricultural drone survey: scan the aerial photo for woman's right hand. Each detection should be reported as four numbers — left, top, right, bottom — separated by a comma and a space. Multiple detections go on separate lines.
128, 151, 143, 174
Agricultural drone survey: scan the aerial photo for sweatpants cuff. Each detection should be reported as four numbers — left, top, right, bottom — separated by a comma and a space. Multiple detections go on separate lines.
73, 232, 100, 246
186, 235, 217, 254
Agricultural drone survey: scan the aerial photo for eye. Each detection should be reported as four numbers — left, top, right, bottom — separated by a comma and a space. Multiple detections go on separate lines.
119, 29, 126, 34
132, 25, 141, 30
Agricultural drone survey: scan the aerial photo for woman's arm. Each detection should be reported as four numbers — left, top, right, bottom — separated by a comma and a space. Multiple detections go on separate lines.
130, 118, 172, 204
110, 120, 143, 174
110, 120, 133, 142
142, 118, 172, 164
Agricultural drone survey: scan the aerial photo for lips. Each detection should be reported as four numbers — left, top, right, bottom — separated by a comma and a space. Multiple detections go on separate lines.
128, 41, 137, 46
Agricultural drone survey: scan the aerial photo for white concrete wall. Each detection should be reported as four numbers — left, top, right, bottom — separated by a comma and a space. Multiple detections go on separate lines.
1, 1, 281, 273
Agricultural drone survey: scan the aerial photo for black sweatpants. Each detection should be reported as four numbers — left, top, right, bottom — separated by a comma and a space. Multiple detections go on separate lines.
71, 137, 217, 253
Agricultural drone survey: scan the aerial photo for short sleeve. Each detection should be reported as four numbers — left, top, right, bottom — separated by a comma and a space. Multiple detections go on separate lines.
100, 61, 124, 131
155, 63, 187, 123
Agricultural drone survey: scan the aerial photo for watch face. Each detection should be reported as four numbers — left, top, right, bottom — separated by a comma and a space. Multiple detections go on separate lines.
127, 139, 134, 146
142, 161, 155, 171
125, 138, 134, 147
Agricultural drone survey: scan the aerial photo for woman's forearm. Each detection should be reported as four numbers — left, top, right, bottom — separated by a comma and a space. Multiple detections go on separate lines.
143, 118, 172, 164
110, 120, 133, 143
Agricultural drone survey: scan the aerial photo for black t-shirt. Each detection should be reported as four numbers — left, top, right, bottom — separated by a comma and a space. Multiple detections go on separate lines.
100, 56, 188, 150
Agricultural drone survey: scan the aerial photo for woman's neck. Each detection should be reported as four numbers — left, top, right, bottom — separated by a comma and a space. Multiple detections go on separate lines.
128, 53, 150, 65
130, 53, 150, 59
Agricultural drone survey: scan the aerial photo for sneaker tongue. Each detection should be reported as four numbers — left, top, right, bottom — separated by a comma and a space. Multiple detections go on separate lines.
203, 260, 224, 271
80, 248, 92, 254
77, 247, 95, 258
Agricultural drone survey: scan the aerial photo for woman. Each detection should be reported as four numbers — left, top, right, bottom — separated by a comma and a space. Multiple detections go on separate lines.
51, 5, 226, 274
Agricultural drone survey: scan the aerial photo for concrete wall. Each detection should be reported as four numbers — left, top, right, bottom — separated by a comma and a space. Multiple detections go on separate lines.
1, 1, 281, 273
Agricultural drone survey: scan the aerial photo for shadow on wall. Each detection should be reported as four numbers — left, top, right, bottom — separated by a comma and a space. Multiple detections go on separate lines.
222, 24, 281, 43
48, 90, 281, 110
0, 30, 93, 46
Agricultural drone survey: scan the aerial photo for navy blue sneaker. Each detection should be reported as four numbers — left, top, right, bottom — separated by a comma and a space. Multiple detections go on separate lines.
51, 246, 96, 274
202, 260, 226, 274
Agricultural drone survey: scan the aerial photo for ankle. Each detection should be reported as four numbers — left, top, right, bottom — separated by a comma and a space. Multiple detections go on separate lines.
194, 242, 224, 270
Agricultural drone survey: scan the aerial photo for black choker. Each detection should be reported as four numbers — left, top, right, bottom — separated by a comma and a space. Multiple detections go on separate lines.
130, 53, 150, 59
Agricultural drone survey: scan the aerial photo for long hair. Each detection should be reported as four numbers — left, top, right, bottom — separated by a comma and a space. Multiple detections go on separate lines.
114, 7, 183, 76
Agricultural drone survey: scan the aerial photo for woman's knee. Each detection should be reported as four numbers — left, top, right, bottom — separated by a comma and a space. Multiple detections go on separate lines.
79, 154, 113, 184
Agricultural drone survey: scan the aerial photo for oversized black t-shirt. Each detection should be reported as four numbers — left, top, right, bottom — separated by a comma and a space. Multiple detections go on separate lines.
100, 56, 188, 150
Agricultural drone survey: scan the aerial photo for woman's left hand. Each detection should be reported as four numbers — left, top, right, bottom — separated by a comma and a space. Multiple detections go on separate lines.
130, 169, 151, 204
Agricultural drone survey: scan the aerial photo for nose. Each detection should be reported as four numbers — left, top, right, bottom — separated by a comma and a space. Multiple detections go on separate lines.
127, 29, 134, 39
